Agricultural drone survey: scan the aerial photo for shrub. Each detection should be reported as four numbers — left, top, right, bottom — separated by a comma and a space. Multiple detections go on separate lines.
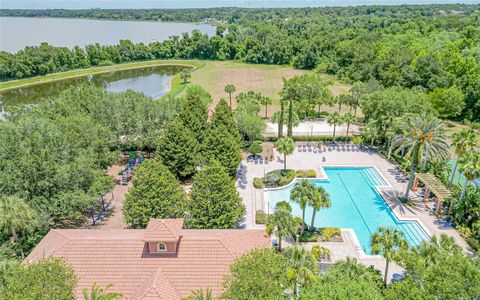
295, 170, 305, 177
275, 201, 292, 212
320, 227, 341, 241
253, 177, 263, 189
311, 245, 331, 261
466, 236, 480, 251
299, 230, 319, 242
296, 169, 316, 178
255, 210, 267, 224
277, 170, 295, 186
248, 141, 263, 156
456, 225, 472, 239
351, 136, 363, 144
264, 169, 295, 188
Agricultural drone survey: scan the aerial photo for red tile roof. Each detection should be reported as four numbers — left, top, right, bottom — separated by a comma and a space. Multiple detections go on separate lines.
25, 219, 269, 299
143, 218, 184, 242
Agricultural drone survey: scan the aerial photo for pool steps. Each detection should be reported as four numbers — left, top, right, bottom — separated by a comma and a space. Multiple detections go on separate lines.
265, 166, 432, 255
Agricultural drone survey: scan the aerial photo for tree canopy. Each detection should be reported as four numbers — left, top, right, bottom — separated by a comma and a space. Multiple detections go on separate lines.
222, 249, 290, 300
300, 258, 384, 300
0, 258, 77, 300
187, 161, 245, 229
156, 119, 200, 179
123, 159, 187, 228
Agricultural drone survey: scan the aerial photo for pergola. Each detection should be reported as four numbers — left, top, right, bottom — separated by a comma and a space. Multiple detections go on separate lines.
412, 173, 452, 215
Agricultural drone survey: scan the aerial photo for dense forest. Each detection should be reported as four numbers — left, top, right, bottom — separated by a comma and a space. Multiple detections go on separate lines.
1, 4, 480, 121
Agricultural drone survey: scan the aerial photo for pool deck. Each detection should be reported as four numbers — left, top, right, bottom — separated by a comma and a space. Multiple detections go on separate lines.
237, 143, 469, 277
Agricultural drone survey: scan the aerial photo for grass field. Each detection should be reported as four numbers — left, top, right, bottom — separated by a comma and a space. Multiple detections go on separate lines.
187, 60, 351, 116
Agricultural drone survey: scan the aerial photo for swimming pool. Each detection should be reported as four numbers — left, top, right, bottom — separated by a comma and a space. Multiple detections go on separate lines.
264, 167, 430, 254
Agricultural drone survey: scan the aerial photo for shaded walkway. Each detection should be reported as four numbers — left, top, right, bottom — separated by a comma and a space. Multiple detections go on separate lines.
87, 165, 130, 229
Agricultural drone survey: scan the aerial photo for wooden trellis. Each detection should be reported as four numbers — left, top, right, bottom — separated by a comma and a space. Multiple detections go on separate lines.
413, 173, 452, 215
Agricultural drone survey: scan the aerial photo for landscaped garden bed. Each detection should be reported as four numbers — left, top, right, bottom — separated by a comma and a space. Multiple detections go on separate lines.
255, 210, 267, 224
255, 169, 296, 189
319, 227, 343, 242
295, 169, 317, 178
299, 227, 343, 243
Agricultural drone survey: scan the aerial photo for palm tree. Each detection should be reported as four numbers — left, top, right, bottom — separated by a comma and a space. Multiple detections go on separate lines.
457, 151, 480, 203
83, 283, 122, 300
362, 120, 378, 147
342, 112, 356, 142
336, 94, 349, 112
266, 208, 297, 251
283, 246, 317, 297
186, 288, 213, 300
349, 83, 363, 114
449, 128, 479, 189
291, 180, 315, 234
309, 186, 331, 228
310, 245, 331, 262
370, 227, 408, 285
277, 100, 285, 138
0, 196, 39, 246
275, 137, 295, 170
384, 117, 402, 160
326, 112, 343, 141
392, 114, 449, 198
411, 234, 460, 269
272, 110, 299, 135
313, 96, 325, 117
260, 96, 273, 119
287, 97, 295, 137
224, 84, 236, 107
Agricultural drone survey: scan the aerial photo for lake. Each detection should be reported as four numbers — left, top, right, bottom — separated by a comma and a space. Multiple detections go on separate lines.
0, 17, 217, 53
0, 65, 187, 107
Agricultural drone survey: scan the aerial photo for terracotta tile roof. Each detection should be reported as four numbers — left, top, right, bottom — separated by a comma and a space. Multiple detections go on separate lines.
143, 218, 184, 242
25, 219, 270, 300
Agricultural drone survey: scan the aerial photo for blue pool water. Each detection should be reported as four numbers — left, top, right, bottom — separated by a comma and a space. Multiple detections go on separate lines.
265, 167, 430, 254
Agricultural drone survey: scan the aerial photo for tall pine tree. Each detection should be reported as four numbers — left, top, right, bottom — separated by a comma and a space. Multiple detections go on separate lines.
203, 124, 242, 177
211, 99, 241, 142
187, 161, 245, 229
156, 119, 199, 178
123, 159, 187, 228
178, 87, 209, 144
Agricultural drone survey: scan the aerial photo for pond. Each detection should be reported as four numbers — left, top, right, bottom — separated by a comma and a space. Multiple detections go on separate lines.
0, 65, 187, 107
0, 17, 216, 53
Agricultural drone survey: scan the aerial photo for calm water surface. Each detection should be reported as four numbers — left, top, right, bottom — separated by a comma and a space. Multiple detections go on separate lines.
0, 65, 186, 107
265, 167, 430, 254
0, 17, 216, 53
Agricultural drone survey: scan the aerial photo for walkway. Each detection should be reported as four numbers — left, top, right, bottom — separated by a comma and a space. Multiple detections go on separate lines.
264, 120, 360, 137
87, 165, 130, 229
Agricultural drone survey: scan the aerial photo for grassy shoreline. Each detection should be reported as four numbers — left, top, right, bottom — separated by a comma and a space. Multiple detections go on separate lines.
0, 60, 203, 91
0, 15, 214, 25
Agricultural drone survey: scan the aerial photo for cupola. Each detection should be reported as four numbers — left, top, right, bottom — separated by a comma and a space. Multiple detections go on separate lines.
142, 218, 184, 254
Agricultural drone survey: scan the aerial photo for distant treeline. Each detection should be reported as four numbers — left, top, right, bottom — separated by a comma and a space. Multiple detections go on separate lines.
1, 5, 478, 22
1, 5, 479, 121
